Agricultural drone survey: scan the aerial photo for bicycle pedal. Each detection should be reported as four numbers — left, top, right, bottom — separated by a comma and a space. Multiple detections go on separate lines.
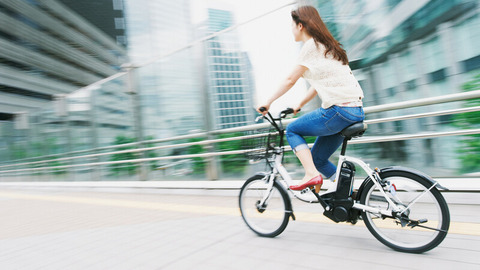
300, 188, 309, 194
418, 218, 428, 224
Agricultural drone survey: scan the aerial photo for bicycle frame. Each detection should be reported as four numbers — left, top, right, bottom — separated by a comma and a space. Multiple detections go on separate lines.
260, 151, 400, 217
255, 110, 407, 219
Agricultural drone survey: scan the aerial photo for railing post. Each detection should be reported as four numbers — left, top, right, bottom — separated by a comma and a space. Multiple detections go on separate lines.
89, 86, 101, 181
54, 94, 73, 181
123, 63, 148, 181
205, 134, 219, 180
198, 41, 219, 180
14, 112, 31, 180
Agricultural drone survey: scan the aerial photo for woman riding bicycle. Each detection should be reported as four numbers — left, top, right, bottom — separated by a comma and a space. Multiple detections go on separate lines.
257, 5, 365, 193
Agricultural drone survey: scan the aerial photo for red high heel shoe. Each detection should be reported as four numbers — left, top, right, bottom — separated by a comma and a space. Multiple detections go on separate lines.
290, 175, 323, 191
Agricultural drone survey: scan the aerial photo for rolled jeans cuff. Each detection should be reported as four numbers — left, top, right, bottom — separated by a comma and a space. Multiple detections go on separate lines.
292, 143, 309, 153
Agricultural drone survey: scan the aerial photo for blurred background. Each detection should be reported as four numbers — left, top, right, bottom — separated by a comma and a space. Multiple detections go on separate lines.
0, 0, 479, 182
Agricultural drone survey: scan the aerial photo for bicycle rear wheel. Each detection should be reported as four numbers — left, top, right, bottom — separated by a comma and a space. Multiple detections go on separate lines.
360, 171, 450, 253
239, 175, 290, 237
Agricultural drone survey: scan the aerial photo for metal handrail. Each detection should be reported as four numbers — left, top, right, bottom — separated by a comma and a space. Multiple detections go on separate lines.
364, 90, 480, 114
209, 90, 480, 133
365, 105, 480, 124
1, 128, 479, 174
2, 90, 479, 169
0, 92, 479, 173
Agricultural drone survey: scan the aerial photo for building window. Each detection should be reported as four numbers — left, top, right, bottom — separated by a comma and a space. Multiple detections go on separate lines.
115, 18, 125, 29
405, 79, 416, 91
423, 36, 445, 73
116, 35, 126, 45
428, 69, 446, 83
462, 55, 480, 73
387, 87, 396, 97
112, 0, 124, 10
454, 15, 480, 62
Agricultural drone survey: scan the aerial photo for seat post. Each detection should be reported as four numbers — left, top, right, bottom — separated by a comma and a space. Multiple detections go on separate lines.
340, 137, 350, 156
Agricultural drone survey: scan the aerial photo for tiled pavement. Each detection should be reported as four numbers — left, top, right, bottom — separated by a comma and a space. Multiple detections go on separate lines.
0, 189, 479, 270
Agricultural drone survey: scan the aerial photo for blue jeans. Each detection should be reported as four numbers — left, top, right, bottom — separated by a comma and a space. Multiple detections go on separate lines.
285, 106, 365, 178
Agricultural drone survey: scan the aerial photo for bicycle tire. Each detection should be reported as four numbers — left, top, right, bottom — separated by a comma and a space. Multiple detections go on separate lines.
359, 171, 450, 253
239, 174, 291, 237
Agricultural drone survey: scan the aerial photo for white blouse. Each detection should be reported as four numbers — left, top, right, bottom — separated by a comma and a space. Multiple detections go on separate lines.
298, 38, 364, 109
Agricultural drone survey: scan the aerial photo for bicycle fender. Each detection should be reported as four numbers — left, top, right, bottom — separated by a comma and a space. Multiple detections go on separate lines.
356, 166, 448, 202
380, 166, 449, 190
274, 179, 295, 220
251, 172, 269, 179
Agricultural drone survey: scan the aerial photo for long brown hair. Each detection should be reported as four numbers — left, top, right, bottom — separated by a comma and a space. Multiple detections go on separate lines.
291, 5, 348, 65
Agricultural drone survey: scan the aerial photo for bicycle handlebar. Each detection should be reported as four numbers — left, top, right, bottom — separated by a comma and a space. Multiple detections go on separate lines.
258, 107, 299, 134
258, 107, 298, 119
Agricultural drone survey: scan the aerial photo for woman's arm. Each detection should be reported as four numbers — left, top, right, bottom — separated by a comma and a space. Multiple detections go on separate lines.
257, 65, 308, 114
294, 86, 317, 114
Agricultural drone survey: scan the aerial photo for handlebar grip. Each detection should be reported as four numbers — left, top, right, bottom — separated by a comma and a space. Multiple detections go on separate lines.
259, 107, 267, 112
280, 107, 299, 118
283, 108, 294, 114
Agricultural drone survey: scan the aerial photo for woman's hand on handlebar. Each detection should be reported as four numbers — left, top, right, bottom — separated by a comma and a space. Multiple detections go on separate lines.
256, 104, 270, 115
293, 105, 302, 115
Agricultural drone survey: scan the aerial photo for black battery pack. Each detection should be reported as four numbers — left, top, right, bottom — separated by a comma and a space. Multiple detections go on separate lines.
335, 161, 356, 200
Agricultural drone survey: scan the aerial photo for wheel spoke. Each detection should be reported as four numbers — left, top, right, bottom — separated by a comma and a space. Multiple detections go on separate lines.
239, 177, 290, 237
360, 172, 449, 253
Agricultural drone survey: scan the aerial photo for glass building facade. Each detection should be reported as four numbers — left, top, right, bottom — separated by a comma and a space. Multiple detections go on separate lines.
124, 0, 203, 138
203, 8, 256, 129
329, 0, 480, 174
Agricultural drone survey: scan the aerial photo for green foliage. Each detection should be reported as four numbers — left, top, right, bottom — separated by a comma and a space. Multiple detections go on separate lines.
10, 144, 27, 159
108, 135, 159, 175
11, 137, 61, 160
109, 135, 138, 175
31, 137, 58, 157
46, 157, 67, 175
217, 132, 248, 174
143, 136, 158, 170
456, 134, 480, 173
453, 73, 480, 174
186, 133, 250, 175
187, 137, 206, 174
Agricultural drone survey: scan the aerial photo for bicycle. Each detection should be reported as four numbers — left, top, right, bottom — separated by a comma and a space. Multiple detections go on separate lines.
239, 108, 450, 253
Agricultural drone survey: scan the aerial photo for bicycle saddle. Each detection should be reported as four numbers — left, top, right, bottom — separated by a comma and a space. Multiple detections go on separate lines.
340, 122, 368, 139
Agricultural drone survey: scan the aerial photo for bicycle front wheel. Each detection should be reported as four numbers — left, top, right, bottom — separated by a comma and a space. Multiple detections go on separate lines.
239, 175, 290, 237
360, 171, 450, 253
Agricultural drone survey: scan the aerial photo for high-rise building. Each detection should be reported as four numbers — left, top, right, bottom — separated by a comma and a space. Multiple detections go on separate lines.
203, 8, 255, 129
124, 0, 203, 138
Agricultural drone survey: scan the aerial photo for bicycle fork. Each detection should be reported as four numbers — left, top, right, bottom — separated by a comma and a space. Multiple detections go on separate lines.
257, 173, 276, 209
258, 160, 297, 220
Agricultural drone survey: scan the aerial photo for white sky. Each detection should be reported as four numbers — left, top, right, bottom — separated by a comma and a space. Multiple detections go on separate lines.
191, 0, 310, 114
